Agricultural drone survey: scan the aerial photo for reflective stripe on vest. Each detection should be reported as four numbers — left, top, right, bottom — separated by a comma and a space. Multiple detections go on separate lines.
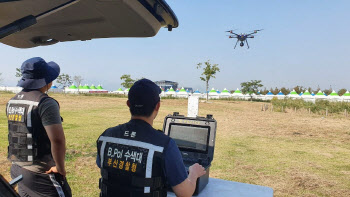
7, 100, 39, 127
98, 136, 164, 193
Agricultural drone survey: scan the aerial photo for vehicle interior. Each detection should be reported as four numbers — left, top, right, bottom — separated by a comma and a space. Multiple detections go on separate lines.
0, 0, 178, 48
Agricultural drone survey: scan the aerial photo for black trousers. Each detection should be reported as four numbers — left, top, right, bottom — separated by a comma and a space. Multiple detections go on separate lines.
11, 164, 71, 197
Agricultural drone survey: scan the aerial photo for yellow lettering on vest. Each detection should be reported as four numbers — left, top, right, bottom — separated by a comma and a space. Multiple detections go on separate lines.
131, 163, 137, 172
107, 158, 112, 166
125, 162, 130, 171
119, 161, 124, 169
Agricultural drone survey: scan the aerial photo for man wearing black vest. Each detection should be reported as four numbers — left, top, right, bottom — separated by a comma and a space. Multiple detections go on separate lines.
96, 79, 206, 197
7, 57, 71, 197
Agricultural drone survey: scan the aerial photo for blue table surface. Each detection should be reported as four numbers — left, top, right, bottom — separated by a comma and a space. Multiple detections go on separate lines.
167, 178, 273, 197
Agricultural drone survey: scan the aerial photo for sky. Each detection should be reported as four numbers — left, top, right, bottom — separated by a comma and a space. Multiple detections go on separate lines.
0, 0, 350, 92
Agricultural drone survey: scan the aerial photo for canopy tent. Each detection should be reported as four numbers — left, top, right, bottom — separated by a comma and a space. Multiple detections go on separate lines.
265, 91, 275, 100
328, 90, 341, 102
113, 88, 124, 94
51, 85, 57, 89
219, 88, 231, 98
192, 89, 201, 97
165, 87, 176, 97
208, 88, 219, 99
276, 91, 285, 100
160, 87, 166, 97
69, 84, 78, 89
64, 84, 78, 93
78, 84, 84, 89
216, 89, 221, 94
342, 90, 350, 102
79, 84, 90, 93
95, 85, 108, 93
232, 88, 244, 99
83, 84, 90, 89
176, 87, 189, 98
90, 84, 97, 89
315, 90, 327, 100
287, 89, 300, 99
301, 90, 315, 103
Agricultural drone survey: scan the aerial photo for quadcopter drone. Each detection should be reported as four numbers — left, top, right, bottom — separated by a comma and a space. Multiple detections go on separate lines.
226, 29, 263, 49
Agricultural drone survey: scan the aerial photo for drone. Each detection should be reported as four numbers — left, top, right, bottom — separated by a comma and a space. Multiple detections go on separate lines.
226, 29, 263, 49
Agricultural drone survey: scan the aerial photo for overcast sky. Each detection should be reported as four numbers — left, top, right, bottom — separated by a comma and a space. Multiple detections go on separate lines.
1, 0, 349, 92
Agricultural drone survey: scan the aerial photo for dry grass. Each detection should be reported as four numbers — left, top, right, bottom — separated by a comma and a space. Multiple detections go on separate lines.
0, 92, 349, 196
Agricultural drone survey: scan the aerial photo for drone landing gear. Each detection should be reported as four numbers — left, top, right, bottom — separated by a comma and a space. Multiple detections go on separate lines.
234, 40, 239, 49
245, 40, 250, 49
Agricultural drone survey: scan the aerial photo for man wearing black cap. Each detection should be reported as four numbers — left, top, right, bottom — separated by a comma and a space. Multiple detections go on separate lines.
6, 57, 71, 197
96, 79, 206, 197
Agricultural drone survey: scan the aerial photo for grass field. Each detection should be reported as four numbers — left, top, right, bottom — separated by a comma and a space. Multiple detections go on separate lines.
1, 92, 349, 197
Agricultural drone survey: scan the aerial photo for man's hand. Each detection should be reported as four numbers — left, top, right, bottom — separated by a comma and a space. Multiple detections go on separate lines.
45, 166, 66, 176
188, 163, 206, 181
172, 163, 206, 197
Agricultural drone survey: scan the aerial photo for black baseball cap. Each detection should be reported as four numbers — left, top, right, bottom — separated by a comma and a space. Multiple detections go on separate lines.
128, 79, 161, 113
17, 57, 60, 89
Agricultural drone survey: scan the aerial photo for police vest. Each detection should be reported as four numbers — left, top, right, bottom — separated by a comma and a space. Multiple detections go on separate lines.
6, 90, 54, 164
97, 120, 170, 197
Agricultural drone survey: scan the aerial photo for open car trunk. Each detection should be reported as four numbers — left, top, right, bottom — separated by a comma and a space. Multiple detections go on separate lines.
0, 0, 178, 48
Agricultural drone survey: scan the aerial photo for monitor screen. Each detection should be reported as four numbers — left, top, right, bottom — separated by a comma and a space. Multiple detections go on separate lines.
169, 124, 209, 152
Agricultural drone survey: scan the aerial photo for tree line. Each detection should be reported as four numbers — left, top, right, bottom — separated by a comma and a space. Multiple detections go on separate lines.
10, 67, 348, 97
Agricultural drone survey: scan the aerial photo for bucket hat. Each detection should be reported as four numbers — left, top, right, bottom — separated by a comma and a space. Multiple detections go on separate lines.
17, 57, 60, 89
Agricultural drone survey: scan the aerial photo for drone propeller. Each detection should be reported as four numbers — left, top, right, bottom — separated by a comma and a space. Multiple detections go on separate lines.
225, 29, 237, 33
253, 29, 264, 33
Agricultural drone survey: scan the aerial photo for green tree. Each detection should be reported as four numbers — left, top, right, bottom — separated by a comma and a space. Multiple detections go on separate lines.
323, 88, 332, 96
56, 74, 72, 92
197, 60, 220, 101
120, 74, 135, 89
293, 85, 306, 94
240, 80, 263, 100
338, 88, 347, 96
15, 68, 22, 78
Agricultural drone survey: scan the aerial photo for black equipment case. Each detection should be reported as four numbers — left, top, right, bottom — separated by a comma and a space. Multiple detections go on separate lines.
162, 112, 217, 195
0, 174, 22, 197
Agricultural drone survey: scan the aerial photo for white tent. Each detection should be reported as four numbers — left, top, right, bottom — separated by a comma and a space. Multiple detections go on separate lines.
314, 90, 327, 100
112, 88, 124, 94
265, 91, 275, 101
165, 87, 176, 97
208, 88, 219, 99
176, 87, 189, 98
286, 89, 300, 99
328, 90, 341, 102
192, 89, 202, 97
232, 88, 244, 99
219, 88, 231, 98
276, 91, 285, 100
342, 91, 350, 102
301, 90, 315, 103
